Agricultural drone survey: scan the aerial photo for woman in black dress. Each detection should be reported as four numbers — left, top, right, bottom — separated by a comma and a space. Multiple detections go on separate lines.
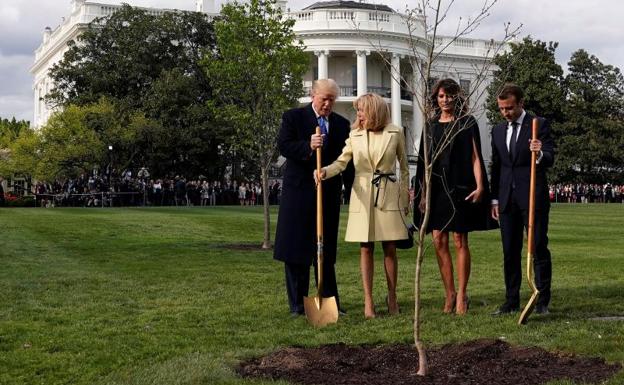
415, 78, 493, 315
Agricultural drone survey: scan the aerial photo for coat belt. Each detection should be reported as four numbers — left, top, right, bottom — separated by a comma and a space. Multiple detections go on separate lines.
372, 170, 396, 207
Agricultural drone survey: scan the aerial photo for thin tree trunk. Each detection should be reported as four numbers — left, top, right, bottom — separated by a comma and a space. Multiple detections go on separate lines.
414, 163, 432, 376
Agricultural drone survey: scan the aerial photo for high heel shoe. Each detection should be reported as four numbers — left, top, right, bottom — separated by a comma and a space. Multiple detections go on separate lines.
386, 295, 400, 315
443, 293, 457, 314
456, 296, 470, 315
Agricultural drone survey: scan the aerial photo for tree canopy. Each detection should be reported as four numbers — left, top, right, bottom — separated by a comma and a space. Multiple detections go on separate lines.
46, 5, 215, 110
553, 50, 624, 183
0, 117, 33, 177
487, 38, 624, 184
39, 5, 225, 179
486, 36, 565, 125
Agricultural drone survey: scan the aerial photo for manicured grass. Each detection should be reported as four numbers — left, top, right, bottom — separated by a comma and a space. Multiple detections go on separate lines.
0, 204, 623, 385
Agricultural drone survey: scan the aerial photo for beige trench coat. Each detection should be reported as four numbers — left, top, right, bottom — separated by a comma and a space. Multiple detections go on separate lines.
324, 123, 409, 242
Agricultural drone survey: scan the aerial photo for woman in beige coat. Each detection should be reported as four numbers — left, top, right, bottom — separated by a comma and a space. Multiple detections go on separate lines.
317, 93, 410, 319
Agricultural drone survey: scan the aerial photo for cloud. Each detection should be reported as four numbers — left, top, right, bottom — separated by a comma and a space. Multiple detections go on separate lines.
0, 4, 19, 24
0, 53, 34, 121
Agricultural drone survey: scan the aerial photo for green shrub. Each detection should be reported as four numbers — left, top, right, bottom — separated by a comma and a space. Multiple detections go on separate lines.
5, 195, 36, 207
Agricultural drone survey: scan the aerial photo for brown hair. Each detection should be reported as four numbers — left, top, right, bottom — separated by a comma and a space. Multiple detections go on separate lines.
497, 83, 524, 102
352, 93, 390, 132
429, 78, 468, 118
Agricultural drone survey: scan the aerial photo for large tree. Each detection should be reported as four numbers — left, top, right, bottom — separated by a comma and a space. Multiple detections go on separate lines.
43, 5, 222, 179
30, 99, 150, 181
486, 37, 565, 125
0, 117, 35, 178
46, 5, 215, 109
0, 117, 30, 148
553, 50, 624, 183
203, 0, 308, 249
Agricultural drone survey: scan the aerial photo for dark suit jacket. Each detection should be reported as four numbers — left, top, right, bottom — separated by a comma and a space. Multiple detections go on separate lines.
274, 104, 354, 265
490, 112, 554, 212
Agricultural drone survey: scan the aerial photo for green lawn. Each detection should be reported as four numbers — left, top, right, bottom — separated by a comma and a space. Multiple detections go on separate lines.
0, 204, 623, 385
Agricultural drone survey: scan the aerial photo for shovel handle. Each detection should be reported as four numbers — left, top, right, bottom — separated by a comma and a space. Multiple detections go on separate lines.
316, 126, 323, 242
527, 118, 538, 255
315, 126, 324, 296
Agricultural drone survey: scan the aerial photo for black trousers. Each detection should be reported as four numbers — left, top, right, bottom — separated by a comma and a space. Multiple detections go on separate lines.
284, 259, 339, 314
499, 192, 552, 307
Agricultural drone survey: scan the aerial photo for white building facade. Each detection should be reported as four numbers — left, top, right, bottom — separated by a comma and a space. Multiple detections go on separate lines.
32, 0, 503, 164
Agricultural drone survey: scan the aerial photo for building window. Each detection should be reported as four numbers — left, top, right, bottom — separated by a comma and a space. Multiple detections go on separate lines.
12, 179, 26, 197
460, 79, 471, 94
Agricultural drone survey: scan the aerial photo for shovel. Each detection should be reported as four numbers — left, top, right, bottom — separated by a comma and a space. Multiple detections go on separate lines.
304, 126, 339, 327
518, 118, 540, 325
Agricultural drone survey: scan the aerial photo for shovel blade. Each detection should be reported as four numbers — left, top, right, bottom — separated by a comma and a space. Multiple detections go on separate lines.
518, 291, 539, 325
304, 295, 338, 327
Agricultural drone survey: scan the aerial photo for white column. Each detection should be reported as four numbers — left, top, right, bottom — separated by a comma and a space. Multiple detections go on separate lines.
391, 53, 402, 126
33, 85, 39, 127
196, 0, 215, 13
315, 50, 329, 79
356, 50, 369, 97
412, 61, 424, 156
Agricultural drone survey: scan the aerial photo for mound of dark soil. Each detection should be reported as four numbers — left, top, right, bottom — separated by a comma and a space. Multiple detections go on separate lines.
238, 339, 620, 385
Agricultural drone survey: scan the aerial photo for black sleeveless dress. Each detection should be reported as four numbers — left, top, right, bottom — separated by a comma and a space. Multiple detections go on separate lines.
415, 116, 495, 233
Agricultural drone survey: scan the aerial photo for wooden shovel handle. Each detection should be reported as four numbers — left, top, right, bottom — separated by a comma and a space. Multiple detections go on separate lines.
316, 126, 323, 242
527, 118, 538, 254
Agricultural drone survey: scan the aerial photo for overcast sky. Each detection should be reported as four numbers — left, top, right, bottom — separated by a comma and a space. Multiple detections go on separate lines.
1, 0, 622, 123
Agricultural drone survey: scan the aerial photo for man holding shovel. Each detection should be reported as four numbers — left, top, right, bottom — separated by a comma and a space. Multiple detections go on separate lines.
274, 79, 353, 317
490, 84, 554, 316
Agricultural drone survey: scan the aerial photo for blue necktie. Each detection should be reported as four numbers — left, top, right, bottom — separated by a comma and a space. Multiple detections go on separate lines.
318, 116, 328, 136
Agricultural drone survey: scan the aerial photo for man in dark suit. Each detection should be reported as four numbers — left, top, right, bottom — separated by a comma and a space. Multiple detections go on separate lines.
274, 79, 354, 317
490, 84, 554, 315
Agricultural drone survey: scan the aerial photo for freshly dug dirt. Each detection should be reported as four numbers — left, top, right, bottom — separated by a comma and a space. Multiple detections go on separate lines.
238, 339, 621, 385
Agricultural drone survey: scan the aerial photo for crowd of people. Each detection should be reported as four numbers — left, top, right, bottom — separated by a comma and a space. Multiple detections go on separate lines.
549, 183, 624, 203
30, 172, 284, 208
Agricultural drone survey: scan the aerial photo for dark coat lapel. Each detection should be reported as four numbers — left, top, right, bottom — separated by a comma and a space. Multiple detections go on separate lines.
304, 104, 318, 135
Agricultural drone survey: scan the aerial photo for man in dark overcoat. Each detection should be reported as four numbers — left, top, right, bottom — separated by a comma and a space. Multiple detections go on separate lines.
490, 83, 555, 315
274, 79, 354, 317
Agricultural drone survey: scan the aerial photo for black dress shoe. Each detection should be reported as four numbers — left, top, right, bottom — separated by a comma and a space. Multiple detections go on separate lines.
338, 308, 347, 316
535, 304, 549, 314
491, 303, 519, 316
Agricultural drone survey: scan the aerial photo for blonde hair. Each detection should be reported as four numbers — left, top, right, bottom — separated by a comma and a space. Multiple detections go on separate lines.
352, 93, 390, 132
311, 79, 339, 97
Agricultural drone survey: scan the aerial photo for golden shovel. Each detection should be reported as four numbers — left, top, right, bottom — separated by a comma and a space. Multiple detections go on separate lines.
518, 118, 540, 325
304, 126, 339, 327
